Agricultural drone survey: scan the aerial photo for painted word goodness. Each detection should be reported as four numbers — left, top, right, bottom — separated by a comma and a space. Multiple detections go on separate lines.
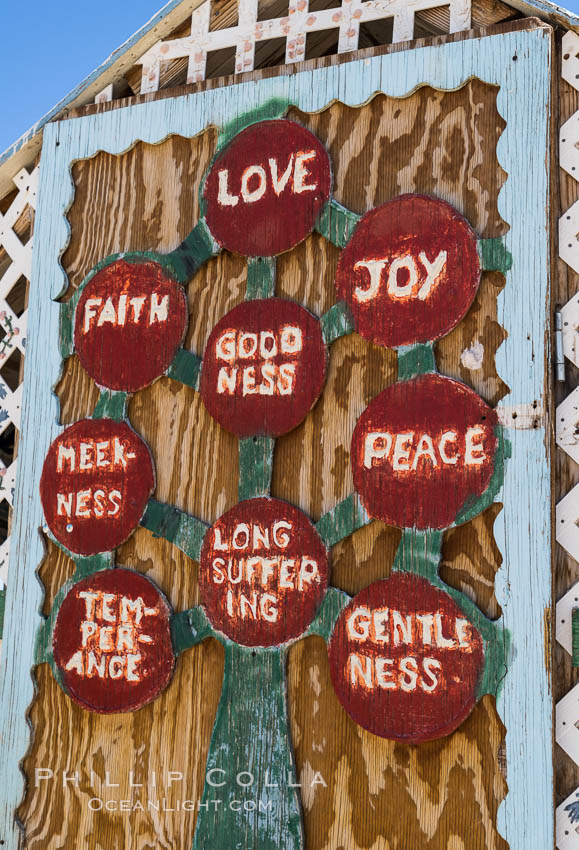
214, 325, 304, 397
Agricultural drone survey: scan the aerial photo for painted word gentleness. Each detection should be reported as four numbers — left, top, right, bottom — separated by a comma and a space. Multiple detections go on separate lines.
215, 326, 303, 397
346, 606, 476, 694
64, 590, 158, 681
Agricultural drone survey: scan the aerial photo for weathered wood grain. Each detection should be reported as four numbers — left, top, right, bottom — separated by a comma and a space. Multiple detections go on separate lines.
1, 26, 552, 850
18, 79, 511, 849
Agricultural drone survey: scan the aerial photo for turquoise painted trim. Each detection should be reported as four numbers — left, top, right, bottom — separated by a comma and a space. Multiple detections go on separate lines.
166, 348, 203, 390
306, 586, 351, 641
171, 606, 215, 654
0, 27, 552, 850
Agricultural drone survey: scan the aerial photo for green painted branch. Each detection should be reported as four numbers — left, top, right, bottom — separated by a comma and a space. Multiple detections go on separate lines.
217, 98, 290, 151
192, 643, 303, 850
306, 586, 351, 641
171, 606, 215, 654
391, 528, 509, 699
165, 219, 219, 284
34, 550, 114, 665
391, 527, 443, 582
572, 608, 579, 668
315, 493, 370, 549
239, 436, 275, 501
315, 198, 361, 248
166, 348, 203, 391
478, 236, 513, 274
246, 256, 276, 300
397, 342, 436, 380
58, 297, 77, 359
320, 301, 354, 345
140, 499, 209, 562
454, 426, 510, 526
92, 390, 128, 421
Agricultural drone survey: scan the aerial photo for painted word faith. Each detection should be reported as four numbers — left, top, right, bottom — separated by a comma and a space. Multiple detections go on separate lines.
73, 259, 187, 393
81, 293, 170, 332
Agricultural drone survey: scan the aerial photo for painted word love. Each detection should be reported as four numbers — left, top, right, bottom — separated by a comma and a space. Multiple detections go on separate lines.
352, 374, 497, 529
336, 195, 481, 348
204, 120, 332, 256
40, 419, 155, 555
328, 573, 484, 742
53, 569, 174, 713
74, 259, 188, 392
199, 498, 329, 646
200, 299, 327, 437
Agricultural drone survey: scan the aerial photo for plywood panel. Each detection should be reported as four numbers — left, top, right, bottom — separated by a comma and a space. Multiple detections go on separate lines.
18, 79, 511, 849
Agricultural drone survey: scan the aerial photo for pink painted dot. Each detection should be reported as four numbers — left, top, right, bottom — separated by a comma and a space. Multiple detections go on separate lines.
353, 9, 362, 17
307, 15, 316, 25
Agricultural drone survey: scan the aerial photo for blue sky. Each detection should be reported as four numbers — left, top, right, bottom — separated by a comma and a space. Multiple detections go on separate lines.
1, 0, 579, 155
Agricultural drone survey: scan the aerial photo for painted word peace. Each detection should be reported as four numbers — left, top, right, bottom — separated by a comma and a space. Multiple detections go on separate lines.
351, 374, 497, 530
199, 498, 328, 646
328, 573, 484, 743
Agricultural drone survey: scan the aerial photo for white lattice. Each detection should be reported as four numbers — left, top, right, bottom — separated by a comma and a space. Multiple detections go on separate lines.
136, 0, 472, 90
557, 33, 579, 844
558, 789, 579, 850
0, 166, 37, 589
557, 580, 579, 656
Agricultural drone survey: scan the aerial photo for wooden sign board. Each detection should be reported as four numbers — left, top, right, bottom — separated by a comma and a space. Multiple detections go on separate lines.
0, 22, 552, 850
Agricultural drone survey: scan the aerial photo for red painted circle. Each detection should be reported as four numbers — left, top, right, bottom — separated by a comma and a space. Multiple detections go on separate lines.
203, 120, 332, 256
335, 195, 481, 348
328, 573, 484, 742
53, 568, 175, 713
74, 259, 188, 392
200, 298, 327, 437
199, 497, 329, 646
351, 374, 498, 530
40, 419, 155, 555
